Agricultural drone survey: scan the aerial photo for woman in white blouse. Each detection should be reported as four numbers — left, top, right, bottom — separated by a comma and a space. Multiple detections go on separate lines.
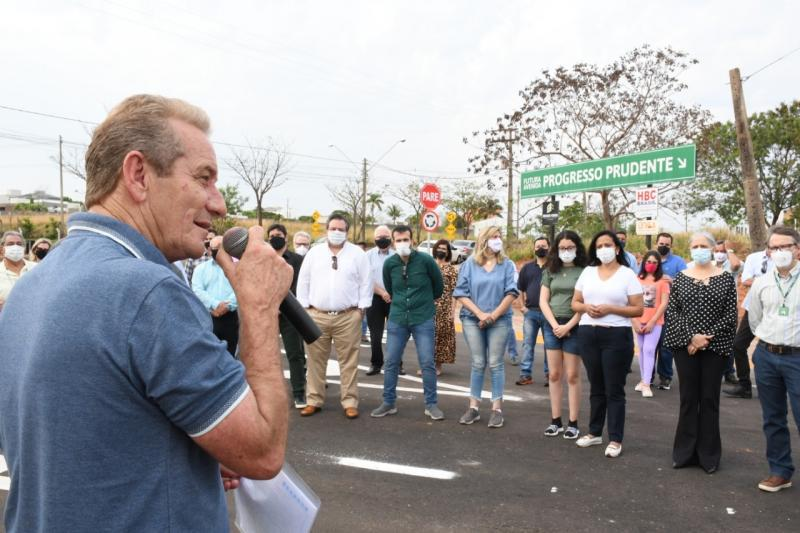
571, 230, 644, 458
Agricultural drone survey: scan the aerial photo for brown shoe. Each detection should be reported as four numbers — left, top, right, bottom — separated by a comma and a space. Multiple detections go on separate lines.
758, 475, 792, 492
344, 407, 359, 419
300, 405, 321, 417
515, 376, 534, 386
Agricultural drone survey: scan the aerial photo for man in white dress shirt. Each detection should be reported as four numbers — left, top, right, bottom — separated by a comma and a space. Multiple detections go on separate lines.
296, 214, 372, 419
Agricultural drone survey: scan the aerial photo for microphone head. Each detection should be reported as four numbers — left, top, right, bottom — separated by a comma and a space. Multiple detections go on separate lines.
222, 227, 249, 259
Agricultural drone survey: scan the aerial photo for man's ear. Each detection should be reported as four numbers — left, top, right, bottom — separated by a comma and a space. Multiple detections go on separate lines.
120, 150, 149, 204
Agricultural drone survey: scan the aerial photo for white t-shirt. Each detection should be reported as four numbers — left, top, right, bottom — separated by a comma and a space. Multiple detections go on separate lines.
575, 265, 643, 327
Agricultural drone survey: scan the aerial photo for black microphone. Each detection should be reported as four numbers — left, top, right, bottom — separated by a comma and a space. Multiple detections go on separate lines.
222, 227, 322, 344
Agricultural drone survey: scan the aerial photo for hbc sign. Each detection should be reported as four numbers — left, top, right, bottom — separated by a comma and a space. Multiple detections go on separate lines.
635, 187, 658, 218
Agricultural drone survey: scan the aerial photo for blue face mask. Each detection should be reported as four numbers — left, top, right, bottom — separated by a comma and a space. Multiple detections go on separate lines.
690, 248, 712, 265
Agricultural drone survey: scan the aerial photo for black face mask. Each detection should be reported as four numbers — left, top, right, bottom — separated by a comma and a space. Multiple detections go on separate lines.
434, 250, 447, 260
618, 240, 626, 249
269, 236, 286, 250
657, 245, 670, 257
211, 249, 219, 260
534, 248, 548, 258
375, 237, 391, 250
34, 248, 49, 260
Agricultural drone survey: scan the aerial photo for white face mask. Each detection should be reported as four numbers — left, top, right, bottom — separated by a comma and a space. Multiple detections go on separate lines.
294, 245, 309, 257
772, 249, 794, 269
4, 244, 25, 262
714, 252, 728, 264
596, 247, 617, 265
559, 250, 576, 264
395, 242, 412, 257
487, 238, 503, 253
327, 230, 347, 246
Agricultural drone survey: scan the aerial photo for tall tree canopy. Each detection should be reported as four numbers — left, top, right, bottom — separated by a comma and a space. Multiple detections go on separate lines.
466, 45, 710, 229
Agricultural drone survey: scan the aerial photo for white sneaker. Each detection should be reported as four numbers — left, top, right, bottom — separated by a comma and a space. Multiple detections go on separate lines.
605, 443, 622, 458
642, 386, 653, 398
635, 382, 644, 392
576, 435, 603, 448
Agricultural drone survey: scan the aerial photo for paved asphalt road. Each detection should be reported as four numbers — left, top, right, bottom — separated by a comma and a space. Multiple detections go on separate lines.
2, 330, 797, 532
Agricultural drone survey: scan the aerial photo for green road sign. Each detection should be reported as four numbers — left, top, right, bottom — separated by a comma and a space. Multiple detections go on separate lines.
521, 144, 695, 199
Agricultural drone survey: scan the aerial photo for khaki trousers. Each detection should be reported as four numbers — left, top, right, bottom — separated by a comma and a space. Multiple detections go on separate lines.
306, 308, 362, 409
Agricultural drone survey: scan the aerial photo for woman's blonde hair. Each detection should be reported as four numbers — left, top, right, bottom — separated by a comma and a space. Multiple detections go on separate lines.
29, 238, 53, 261
84, 94, 210, 208
473, 225, 506, 266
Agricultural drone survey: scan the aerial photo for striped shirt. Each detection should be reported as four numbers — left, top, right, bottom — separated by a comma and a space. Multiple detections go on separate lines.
748, 262, 800, 347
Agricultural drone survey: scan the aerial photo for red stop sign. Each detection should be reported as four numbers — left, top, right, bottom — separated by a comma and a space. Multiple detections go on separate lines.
420, 183, 441, 210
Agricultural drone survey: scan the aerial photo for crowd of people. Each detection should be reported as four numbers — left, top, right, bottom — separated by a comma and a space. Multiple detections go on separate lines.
0, 94, 798, 531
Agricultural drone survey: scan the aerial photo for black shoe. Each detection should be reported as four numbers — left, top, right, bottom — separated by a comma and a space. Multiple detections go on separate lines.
398, 366, 406, 376
365, 366, 382, 376
723, 372, 739, 385
544, 373, 549, 388
723, 383, 752, 399
657, 377, 672, 390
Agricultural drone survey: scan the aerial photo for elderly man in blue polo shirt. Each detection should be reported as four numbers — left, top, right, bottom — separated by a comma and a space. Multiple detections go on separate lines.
0, 95, 293, 532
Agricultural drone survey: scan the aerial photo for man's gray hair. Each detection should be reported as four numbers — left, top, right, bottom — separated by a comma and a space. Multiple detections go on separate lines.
1, 230, 23, 245
768, 225, 800, 245
293, 231, 311, 242
690, 231, 716, 248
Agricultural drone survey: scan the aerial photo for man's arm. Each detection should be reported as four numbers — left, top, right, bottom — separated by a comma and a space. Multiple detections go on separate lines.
296, 250, 312, 307
748, 276, 765, 333
191, 265, 220, 311
193, 226, 293, 479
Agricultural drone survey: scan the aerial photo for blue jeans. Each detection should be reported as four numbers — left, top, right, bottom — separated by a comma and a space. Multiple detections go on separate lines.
657, 323, 674, 380
383, 318, 437, 407
462, 316, 509, 402
753, 344, 800, 480
506, 327, 518, 359
521, 309, 549, 378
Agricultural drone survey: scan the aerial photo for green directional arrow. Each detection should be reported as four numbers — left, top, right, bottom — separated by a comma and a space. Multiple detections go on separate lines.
521, 144, 696, 198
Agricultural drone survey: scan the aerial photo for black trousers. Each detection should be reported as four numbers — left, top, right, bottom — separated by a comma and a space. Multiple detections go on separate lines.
732, 311, 755, 386
279, 313, 306, 396
366, 295, 390, 368
212, 310, 239, 356
673, 348, 726, 470
578, 325, 633, 442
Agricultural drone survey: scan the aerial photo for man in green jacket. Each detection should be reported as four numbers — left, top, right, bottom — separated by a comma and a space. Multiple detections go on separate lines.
371, 225, 445, 420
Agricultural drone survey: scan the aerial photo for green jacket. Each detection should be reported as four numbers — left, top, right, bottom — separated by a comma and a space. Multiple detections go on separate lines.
383, 251, 444, 326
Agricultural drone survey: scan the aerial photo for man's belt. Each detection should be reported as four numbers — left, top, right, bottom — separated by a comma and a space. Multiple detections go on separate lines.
759, 341, 800, 355
310, 306, 358, 316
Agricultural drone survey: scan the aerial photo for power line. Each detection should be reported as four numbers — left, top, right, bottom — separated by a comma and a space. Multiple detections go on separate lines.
742, 44, 800, 82
0, 104, 98, 125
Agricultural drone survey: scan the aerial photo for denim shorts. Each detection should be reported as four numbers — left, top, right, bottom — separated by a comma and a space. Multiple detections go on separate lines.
542, 317, 581, 354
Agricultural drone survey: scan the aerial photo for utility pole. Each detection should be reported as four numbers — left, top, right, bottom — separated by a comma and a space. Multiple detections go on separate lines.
516, 183, 520, 237
729, 67, 768, 251
59, 135, 65, 228
361, 157, 368, 241
487, 131, 518, 238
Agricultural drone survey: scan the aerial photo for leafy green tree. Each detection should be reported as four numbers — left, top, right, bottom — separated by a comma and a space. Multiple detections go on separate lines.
556, 201, 605, 239
685, 100, 800, 226
366, 192, 384, 223
445, 181, 503, 238
386, 204, 402, 225
219, 183, 245, 215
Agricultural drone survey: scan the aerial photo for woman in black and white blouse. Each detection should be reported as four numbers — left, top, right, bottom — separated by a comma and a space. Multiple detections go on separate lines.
663, 231, 738, 474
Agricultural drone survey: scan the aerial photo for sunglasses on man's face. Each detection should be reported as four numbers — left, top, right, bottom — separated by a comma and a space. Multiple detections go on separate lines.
332, 256, 338, 270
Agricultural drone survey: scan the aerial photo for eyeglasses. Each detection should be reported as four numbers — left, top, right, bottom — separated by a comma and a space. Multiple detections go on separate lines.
558, 246, 576, 252
331, 255, 338, 270
767, 243, 797, 252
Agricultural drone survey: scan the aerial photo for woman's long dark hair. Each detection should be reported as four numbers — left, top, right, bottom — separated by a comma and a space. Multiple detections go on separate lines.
587, 230, 627, 267
638, 250, 664, 281
545, 230, 587, 274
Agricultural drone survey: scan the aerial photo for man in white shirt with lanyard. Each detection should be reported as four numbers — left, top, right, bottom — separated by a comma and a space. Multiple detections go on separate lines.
748, 225, 800, 493
296, 214, 372, 419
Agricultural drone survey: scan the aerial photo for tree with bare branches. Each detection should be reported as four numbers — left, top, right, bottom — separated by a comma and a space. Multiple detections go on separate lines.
50, 148, 86, 181
466, 45, 711, 230
445, 181, 503, 238
391, 179, 425, 241
327, 176, 362, 240
226, 140, 292, 226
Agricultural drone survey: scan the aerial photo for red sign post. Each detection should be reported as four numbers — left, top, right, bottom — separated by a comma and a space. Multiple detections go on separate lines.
420, 183, 442, 210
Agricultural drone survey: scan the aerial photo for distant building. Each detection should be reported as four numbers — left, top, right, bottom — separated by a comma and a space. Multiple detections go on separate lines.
0, 189, 82, 214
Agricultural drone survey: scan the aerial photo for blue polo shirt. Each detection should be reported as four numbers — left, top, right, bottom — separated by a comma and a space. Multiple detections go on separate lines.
660, 252, 687, 279
0, 212, 248, 532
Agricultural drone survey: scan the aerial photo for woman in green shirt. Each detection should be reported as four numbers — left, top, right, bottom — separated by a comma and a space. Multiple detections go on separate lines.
540, 230, 587, 440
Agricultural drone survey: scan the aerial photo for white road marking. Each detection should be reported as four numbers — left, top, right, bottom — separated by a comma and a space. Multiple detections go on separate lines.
551, 487, 558, 493
281, 358, 524, 401
0, 454, 9, 491
726, 508, 736, 515
337, 457, 457, 480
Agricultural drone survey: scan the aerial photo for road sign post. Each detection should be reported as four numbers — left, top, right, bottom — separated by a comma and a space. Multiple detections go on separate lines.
420, 183, 442, 210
